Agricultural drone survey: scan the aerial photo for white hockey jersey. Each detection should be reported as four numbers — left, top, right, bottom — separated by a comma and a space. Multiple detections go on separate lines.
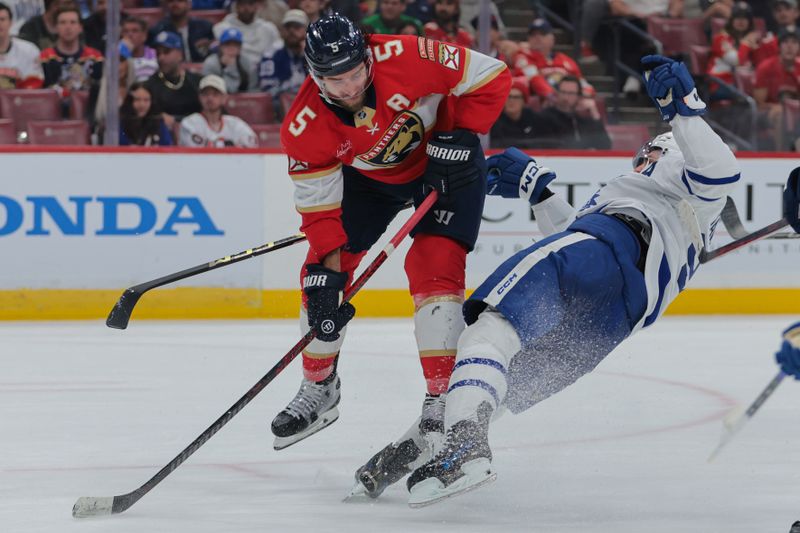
0, 37, 43, 89
179, 113, 257, 148
532, 115, 740, 332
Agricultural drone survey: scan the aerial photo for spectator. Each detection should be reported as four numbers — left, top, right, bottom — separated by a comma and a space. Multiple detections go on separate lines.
41, 5, 103, 116
18, 0, 72, 51
682, 0, 734, 21
514, 18, 594, 101
362, 0, 422, 35
773, 0, 799, 33
0, 2, 44, 88
192, 0, 225, 9
596, 0, 674, 95
707, 1, 756, 98
489, 77, 537, 148
258, 0, 290, 27
259, 8, 307, 113
324, 0, 362, 24
754, 27, 800, 149
203, 27, 257, 93
757, 0, 800, 61
148, 0, 215, 62
532, 75, 610, 150
95, 43, 135, 130
458, 0, 506, 41
405, 0, 433, 24
470, 15, 510, 63
145, 30, 201, 125
119, 81, 173, 145
424, 0, 473, 48
180, 74, 257, 147
214, 0, 282, 73
398, 20, 423, 36
82, 0, 106, 52
299, 0, 323, 24
122, 16, 158, 82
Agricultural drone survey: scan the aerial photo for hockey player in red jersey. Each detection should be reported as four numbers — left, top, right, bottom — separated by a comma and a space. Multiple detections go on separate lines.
273, 13, 510, 496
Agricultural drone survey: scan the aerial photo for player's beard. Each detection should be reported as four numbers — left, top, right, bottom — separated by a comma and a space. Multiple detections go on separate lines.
332, 93, 367, 113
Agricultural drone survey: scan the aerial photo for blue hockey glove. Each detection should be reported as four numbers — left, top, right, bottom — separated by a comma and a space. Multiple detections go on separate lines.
424, 130, 481, 196
783, 167, 800, 233
775, 322, 800, 379
486, 147, 556, 205
303, 264, 355, 342
641, 55, 706, 122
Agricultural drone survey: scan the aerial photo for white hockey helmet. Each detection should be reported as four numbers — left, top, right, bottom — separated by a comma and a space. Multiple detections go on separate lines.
632, 131, 680, 169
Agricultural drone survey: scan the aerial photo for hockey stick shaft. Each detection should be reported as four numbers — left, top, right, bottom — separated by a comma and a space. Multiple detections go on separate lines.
699, 218, 789, 263
73, 190, 439, 518
707, 371, 786, 462
106, 233, 307, 330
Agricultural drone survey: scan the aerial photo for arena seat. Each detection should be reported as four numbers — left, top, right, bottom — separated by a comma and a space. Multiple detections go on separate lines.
69, 90, 90, 120
783, 98, 800, 139
27, 120, 90, 145
606, 124, 651, 151
251, 123, 281, 148
689, 45, 711, 76
190, 9, 227, 24
225, 93, 276, 124
647, 16, 707, 57
0, 89, 61, 134
0, 118, 16, 144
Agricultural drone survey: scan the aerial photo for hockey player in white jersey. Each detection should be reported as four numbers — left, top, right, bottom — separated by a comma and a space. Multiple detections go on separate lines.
405, 54, 745, 507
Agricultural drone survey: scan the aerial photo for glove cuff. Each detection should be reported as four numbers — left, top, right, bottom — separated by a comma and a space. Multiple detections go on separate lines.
304, 264, 348, 292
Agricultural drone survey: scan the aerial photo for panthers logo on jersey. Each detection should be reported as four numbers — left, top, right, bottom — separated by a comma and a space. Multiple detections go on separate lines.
357, 110, 424, 168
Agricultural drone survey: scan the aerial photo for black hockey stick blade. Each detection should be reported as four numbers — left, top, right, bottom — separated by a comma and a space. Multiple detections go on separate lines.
106, 289, 142, 329
105, 233, 307, 330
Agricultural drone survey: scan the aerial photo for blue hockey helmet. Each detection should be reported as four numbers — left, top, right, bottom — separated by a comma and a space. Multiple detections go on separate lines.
305, 13, 369, 78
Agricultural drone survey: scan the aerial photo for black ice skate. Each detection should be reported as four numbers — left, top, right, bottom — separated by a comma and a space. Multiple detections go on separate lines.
346, 394, 446, 500
271, 374, 340, 450
406, 403, 496, 508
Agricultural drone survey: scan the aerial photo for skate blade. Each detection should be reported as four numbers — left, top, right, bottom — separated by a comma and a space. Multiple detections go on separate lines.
342, 481, 370, 502
273, 407, 340, 451
408, 459, 496, 509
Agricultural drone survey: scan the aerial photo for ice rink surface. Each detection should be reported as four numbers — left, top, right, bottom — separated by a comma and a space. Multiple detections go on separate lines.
3, 316, 800, 533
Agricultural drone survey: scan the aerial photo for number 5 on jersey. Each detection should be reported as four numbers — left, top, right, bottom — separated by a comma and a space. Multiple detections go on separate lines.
289, 106, 318, 137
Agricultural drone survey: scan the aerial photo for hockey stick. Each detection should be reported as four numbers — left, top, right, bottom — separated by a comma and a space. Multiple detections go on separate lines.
707, 371, 785, 463
707, 324, 800, 461
719, 197, 749, 240
72, 190, 439, 518
699, 218, 789, 263
106, 233, 307, 330
719, 197, 799, 240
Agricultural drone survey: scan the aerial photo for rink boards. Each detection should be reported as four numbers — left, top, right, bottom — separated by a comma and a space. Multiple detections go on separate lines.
1, 147, 798, 320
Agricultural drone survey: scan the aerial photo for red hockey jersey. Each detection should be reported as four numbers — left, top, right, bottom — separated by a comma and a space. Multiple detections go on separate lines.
281, 34, 510, 260
513, 48, 595, 98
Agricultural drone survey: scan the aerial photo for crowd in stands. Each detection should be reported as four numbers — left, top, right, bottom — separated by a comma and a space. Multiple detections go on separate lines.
0, 0, 797, 151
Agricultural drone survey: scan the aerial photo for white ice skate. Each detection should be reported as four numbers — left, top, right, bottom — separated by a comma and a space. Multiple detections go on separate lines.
406, 416, 496, 508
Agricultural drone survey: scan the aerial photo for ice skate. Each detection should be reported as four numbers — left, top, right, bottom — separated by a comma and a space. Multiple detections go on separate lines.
407, 403, 495, 508
346, 394, 446, 500
271, 374, 340, 450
